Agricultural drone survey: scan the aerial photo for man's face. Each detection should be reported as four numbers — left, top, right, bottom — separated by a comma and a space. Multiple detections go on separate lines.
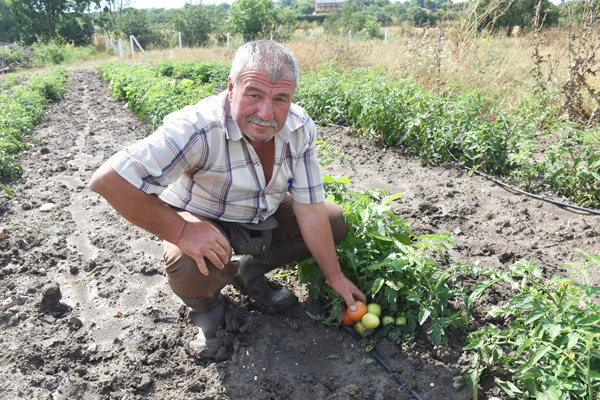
228, 69, 296, 143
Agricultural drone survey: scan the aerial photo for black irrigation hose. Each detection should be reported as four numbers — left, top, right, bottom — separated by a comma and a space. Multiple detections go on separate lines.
324, 123, 600, 215
451, 162, 600, 216
343, 326, 424, 400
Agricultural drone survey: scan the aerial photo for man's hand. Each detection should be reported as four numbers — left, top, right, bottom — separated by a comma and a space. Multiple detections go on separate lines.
90, 164, 231, 276
174, 220, 231, 276
292, 200, 366, 311
326, 272, 366, 311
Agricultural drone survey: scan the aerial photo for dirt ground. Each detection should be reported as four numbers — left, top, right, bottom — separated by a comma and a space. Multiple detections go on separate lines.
0, 68, 598, 400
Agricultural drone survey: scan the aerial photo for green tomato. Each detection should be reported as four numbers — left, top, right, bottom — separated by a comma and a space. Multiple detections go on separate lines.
397, 281, 405, 290
395, 316, 407, 326
382, 316, 395, 326
366, 303, 382, 317
354, 321, 366, 335
361, 312, 380, 329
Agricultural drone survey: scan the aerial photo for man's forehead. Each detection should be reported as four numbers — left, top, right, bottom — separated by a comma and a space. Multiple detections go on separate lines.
238, 69, 296, 87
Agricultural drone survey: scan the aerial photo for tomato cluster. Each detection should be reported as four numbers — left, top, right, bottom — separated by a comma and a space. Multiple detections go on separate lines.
342, 301, 407, 335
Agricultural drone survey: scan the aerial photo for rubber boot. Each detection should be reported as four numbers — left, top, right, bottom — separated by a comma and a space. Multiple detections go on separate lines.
236, 239, 310, 313
179, 293, 225, 357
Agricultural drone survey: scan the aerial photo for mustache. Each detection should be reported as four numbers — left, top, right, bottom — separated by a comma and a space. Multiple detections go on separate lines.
246, 114, 277, 127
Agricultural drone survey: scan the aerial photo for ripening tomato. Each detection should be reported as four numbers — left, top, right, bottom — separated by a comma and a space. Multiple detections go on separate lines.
361, 312, 380, 329
354, 321, 366, 335
342, 308, 354, 325
347, 301, 367, 321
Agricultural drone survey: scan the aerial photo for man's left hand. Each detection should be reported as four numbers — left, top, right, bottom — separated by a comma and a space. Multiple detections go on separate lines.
326, 273, 366, 312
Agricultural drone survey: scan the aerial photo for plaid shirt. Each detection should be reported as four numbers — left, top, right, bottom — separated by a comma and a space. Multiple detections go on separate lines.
108, 91, 325, 223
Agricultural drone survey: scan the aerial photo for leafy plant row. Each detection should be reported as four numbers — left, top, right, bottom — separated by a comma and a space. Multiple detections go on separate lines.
294, 64, 600, 209
155, 59, 230, 88
301, 151, 600, 398
0, 67, 69, 181
97, 61, 218, 129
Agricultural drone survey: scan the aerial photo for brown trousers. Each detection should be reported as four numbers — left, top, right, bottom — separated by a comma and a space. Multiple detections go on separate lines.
163, 196, 349, 298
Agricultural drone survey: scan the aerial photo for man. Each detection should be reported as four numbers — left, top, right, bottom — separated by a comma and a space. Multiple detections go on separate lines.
90, 40, 365, 356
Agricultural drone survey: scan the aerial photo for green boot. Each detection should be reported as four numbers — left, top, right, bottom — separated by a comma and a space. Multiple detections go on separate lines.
179, 293, 225, 357
236, 239, 310, 313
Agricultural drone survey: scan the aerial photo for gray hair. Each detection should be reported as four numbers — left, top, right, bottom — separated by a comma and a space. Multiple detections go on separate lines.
229, 40, 299, 89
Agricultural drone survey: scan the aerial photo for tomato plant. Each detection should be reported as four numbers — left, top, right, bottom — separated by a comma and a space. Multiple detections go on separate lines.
457, 253, 600, 399
300, 174, 475, 347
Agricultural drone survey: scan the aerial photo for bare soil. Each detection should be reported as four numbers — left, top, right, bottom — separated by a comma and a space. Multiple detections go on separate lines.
0, 68, 598, 400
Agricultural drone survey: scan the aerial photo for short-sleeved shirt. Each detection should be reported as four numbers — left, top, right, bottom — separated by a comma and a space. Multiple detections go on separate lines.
107, 91, 325, 224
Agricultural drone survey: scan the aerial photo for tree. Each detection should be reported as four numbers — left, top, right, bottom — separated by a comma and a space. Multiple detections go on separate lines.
116, 8, 159, 48
2, 0, 95, 44
57, 11, 95, 45
476, 0, 559, 33
173, 3, 226, 46
228, 0, 278, 41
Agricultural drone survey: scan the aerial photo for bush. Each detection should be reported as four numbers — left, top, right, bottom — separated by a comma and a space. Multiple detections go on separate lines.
0, 43, 33, 69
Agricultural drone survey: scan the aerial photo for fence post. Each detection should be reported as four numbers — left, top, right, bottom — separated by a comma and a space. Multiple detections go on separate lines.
349, 30, 352, 46
130, 35, 135, 58
178, 32, 182, 48
270, 32, 273, 40
227, 32, 230, 50
105, 40, 109, 49
130, 35, 146, 54
311, 29, 314, 41
385, 29, 388, 43
118, 38, 124, 58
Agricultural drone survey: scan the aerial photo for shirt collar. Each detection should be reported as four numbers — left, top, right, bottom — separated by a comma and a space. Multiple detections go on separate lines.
220, 90, 305, 144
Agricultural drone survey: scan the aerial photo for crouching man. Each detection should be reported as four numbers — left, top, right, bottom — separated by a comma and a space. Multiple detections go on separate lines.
90, 40, 365, 357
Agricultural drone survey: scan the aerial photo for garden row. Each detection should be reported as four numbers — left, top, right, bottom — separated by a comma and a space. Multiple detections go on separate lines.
0, 67, 69, 183
98, 59, 600, 399
294, 64, 600, 210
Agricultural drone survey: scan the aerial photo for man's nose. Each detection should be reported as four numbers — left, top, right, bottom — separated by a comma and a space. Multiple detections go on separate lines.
256, 99, 274, 121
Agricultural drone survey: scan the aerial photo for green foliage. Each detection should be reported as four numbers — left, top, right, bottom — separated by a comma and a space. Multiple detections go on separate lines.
0, 68, 68, 180
296, 65, 600, 209
57, 11, 95, 46
298, 172, 475, 347
228, 0, 280, 41
456, 254, 600, 399
2, 0, 95, 44
296, 65, 511, 174
98, 61, 217, 129
476, 0, 559, 32
156, 59, 230, 87
172, 4, 226, 47
116, 8, 165, 49
0, 43, 33, 69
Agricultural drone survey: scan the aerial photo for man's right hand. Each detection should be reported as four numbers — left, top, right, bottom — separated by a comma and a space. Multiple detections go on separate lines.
90, 164, 231, 276
174, 220, 231, 276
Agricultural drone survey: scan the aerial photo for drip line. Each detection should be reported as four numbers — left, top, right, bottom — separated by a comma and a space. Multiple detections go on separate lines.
343, 326, 424, 400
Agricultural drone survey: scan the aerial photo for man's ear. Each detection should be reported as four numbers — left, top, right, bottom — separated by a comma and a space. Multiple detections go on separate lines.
227, 77, 234, 102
